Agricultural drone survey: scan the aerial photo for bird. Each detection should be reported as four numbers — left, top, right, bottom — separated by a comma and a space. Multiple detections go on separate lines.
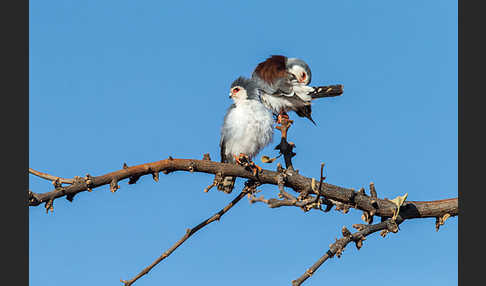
252, 55, 342, 125
217, 76, 274, 193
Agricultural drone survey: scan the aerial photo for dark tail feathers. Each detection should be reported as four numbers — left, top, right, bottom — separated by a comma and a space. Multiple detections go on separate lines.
309, 84, 344, 99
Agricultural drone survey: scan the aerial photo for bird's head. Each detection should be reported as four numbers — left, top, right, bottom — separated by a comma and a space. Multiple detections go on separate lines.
229, 77, 259, 104
286, 58, 312, 85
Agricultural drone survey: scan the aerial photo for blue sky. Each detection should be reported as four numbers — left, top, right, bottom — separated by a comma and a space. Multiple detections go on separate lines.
29, 1, 457, 285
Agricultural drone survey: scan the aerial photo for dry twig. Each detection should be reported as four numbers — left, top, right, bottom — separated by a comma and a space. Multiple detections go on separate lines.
29, 168, 74, 185
292, 218, 403, 286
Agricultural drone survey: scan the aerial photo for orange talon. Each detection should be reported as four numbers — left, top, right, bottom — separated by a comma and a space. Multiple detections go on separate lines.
251, 163, 263, 175
232, 153, 262, 175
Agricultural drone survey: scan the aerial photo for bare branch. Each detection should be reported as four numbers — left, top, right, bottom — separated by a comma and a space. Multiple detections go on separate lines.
29, 168, 74, 185
292, 218, 404, 286
28, 158, 458, 221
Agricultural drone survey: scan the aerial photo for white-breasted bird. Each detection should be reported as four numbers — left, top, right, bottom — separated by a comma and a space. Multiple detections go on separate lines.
217, 76, 274, 193
252, 55, 339, 125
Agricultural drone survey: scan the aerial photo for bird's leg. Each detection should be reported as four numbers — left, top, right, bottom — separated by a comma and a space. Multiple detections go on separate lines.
275, 116, 293, 140
233, 154, 242, 165
245, 159, 263, 176
274, 115, 295, 170
235, 153, 263, 176
277, 110, 290, 125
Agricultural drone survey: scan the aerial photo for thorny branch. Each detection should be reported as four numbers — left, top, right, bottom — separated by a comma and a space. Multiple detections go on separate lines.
29, 82, 456, 285
120, 180, 259, 286
29, 157, 459, 219
28, 159, 458, 221
291, 218, 404, 286
29, 155, 457, 286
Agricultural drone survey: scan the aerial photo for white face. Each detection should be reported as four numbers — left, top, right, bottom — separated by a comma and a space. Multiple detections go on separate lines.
229, 86, 248, 103
288, 65, 309, 85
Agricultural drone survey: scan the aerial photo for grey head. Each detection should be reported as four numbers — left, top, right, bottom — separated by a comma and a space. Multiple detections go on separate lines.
229, 76, 260, 102
286, 57, 312, 85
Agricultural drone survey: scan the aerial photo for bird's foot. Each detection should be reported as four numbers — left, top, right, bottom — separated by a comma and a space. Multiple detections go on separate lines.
234, 153, 263, 176
277, 111, 290, 125
249, 162, 263, 176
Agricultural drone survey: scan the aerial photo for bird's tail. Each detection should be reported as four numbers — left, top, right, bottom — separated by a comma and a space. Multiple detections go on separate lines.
296, 104, 317, 125
217, 176, 236, 194
309, 84, 344, 99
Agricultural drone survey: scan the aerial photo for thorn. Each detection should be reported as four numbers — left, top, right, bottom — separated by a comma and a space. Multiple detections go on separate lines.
152, 172, 159, 182
361, 211, 373, 224
370, 182, 377, 198
168, 156, 174, 160
357, 187, 365, 196
52, 178, 62, 188
188, 161, 196, 173
123, 163, 129, 169
85, 174, 94, 192
66, 193, 76, 202
341, 226, 351, 237
305, 269, 314, 277
45, 199, 54, 214
380, 229, 389, 238
352, 224, 366, 231
110, 179, 119, 193
202, 153, 211, 161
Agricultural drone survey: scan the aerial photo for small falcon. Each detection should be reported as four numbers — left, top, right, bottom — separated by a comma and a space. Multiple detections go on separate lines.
217, 76, 274, 193
252, 55, 341, 125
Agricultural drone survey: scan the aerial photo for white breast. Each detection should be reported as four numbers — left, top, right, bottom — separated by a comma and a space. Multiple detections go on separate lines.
221, 100, 274, 162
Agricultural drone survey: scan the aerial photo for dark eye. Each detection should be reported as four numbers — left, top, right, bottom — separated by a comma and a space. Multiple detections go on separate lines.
301, 73, 306, 80
233, 87, 240, 93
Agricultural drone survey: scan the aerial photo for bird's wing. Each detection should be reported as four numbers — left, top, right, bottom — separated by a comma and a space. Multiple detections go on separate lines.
285, 95, 316, 125
219, 104, 236, 163
220, 139, 227, 163
252, 55, 294, 96
271, 77, 294, 96
252, 73, 295, 98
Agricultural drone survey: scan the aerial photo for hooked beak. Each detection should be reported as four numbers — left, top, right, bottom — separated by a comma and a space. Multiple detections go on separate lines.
229, 92, 233, 99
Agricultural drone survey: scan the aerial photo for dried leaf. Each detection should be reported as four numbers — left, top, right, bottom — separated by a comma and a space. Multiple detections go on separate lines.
261, 155, 277, 163
389, 193, 408, 220
435, 213, 451, 231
